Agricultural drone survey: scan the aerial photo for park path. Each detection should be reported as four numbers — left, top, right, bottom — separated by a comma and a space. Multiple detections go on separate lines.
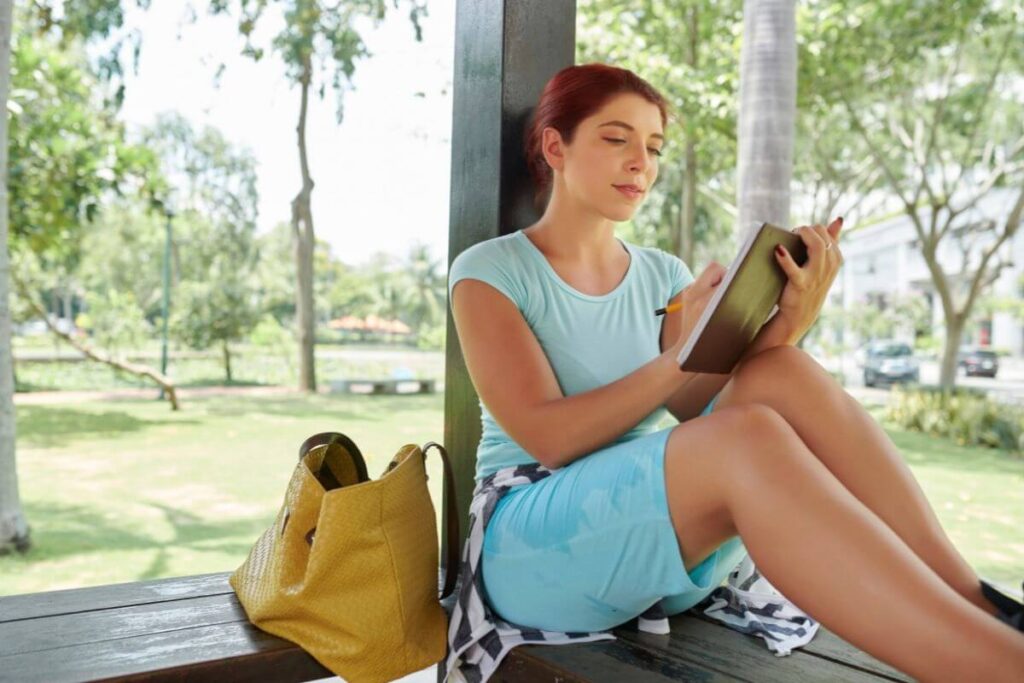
13, 384, 304, 406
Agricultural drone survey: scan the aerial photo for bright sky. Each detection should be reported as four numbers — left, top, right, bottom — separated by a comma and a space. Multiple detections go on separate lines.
118, 0, 455, 269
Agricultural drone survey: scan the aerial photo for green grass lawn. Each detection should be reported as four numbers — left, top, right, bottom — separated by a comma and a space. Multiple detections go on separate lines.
2, 395, 1021, 597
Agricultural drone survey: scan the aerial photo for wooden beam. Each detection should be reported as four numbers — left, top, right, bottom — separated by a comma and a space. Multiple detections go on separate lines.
442, 0, 575, 568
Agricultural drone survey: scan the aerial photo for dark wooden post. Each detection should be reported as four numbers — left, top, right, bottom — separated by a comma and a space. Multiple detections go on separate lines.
440, 0, 575, 606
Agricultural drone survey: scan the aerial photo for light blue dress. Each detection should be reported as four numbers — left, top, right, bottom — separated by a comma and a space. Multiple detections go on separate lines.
447, 230, 747, 632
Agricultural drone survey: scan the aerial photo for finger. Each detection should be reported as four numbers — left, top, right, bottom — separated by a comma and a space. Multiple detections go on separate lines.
827, 216, 844, 242
797, 224, 826, 256
812, 224, 832, 255
774, 243, 804, 285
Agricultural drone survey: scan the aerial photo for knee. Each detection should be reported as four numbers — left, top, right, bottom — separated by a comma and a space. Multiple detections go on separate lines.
736, 345, 814, 379
719, 404, 809, 472
732, 403, 790, 440
729, 345, 837, 399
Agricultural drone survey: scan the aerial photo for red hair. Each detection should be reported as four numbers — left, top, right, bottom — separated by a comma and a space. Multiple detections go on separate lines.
524, 63, 672, 211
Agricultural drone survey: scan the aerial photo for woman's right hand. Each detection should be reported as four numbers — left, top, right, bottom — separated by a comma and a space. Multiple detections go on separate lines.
669, 261, 727, 359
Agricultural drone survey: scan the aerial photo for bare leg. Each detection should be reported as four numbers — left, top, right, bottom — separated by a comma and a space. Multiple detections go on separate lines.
714, 345, 1003, 617
664, 405, 1024, 682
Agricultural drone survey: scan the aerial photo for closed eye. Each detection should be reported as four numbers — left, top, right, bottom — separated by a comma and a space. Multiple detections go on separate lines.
604, 138, 663, 157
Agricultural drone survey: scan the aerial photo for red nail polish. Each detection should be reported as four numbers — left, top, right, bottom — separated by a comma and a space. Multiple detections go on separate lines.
775, 245, 784, 256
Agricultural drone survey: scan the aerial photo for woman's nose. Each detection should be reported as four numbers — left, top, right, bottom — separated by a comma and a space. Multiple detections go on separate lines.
628, 148, 651, 173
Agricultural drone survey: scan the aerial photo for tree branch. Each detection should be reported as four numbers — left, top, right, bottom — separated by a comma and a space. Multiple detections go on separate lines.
840, 92, 915, 215
961, 186, 1024, 315
948, 29, 1013, 197
10, 272, 180, 410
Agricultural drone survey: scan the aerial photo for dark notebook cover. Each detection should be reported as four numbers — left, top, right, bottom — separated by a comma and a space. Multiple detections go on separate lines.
676, 222, 809, 374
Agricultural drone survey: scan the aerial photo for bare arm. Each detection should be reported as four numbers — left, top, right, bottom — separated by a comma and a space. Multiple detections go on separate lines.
661, 301, 801, 422
451, 278, 700, 470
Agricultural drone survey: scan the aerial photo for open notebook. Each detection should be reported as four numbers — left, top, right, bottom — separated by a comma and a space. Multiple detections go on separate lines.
676, 222, 809, 374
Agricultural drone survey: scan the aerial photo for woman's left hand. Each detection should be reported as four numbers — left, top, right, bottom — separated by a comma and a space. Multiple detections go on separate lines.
774, 217, 844, 339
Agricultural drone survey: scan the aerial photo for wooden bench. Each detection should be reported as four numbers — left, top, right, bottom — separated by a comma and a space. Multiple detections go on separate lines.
328, 378, 437, 395
0, 571, 910, 682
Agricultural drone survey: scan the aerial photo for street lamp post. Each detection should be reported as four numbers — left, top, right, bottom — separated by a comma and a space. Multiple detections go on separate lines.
158, 208, 173, 400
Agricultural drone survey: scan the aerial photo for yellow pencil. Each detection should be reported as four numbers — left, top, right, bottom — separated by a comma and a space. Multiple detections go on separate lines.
654, 301, 683, 316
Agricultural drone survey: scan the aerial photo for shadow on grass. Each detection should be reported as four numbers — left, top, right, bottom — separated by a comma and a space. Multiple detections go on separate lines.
3, 499, 273, 582
14, 406, 199, 449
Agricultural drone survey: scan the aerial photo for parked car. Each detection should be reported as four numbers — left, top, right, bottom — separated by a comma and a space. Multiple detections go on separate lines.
862, 340, 919, 387
957, 346, 999, 378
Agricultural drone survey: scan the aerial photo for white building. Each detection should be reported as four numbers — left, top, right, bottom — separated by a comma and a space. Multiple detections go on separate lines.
830, 187, 1023, 358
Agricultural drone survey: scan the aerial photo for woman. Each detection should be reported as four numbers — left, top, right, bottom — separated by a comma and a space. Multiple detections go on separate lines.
446, 63, 1024, 682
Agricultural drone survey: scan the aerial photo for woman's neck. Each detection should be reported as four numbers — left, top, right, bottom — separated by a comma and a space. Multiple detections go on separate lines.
523, 193, 623, 265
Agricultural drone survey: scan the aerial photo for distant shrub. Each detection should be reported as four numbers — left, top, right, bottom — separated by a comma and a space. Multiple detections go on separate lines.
416, 323, 446, 351
885, 385, 1024, 453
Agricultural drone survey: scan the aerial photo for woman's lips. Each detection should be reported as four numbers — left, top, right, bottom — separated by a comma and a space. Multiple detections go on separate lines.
614, 185, 643, 200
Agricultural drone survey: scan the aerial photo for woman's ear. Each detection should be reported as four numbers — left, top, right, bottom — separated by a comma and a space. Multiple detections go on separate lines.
541, 127, 565, 173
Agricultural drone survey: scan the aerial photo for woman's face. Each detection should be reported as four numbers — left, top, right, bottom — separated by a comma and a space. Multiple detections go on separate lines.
544, 92, 665, 221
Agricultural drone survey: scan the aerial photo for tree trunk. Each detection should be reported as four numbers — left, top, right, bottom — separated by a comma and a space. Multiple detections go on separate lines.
292, 54, 317, 393
940, 314, 966, 388
0, 0, 32, 555
222, 339, 232, 383
678, 4, 699, 267
736, 0, 796, 245
680, 139, 697, 266
738, 0, 799, 347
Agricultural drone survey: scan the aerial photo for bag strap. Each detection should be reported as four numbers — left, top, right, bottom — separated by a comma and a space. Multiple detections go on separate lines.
297, 432, 370, 484
421, 441, 460, 600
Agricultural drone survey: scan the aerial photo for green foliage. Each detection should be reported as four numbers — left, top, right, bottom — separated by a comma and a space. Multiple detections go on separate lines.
415, 322, 445, 351
210, 0, 428, 124
75, 203, 166, 320
913, 334, 942, 356
138, 115, 263, 362
250, 314, 294, 348
885, 385, 1024, 453
7, 29, 162, 263
20, 0, 153, 108
577, 0, 743, 261
80, 289, 154, 354
169, 279, 261, 353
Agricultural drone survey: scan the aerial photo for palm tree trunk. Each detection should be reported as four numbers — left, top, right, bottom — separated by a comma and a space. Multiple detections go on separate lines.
736, 0, 796, 244
292, 53, 317, 393
0, 0, 32, 555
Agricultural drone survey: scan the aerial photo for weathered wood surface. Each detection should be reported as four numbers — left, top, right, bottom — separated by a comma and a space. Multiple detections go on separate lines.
1, 572, 911, 682
0, 572, 330, 683
499, 613, 912, 683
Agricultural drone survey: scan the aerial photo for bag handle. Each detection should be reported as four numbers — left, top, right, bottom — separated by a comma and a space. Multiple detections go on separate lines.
420, 441, 460, 600
297, 432, 370, 484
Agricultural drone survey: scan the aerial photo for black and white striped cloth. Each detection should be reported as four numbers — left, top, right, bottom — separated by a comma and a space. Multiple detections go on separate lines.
443, 463, 819, 683
698, 552, 820, 656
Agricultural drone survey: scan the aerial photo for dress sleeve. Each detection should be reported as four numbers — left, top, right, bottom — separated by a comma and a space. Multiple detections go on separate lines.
666, 252, 696, 299
447, 241, 527, 311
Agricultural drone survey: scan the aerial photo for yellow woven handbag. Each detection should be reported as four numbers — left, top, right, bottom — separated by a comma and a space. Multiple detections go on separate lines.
229, 432, 459, 683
